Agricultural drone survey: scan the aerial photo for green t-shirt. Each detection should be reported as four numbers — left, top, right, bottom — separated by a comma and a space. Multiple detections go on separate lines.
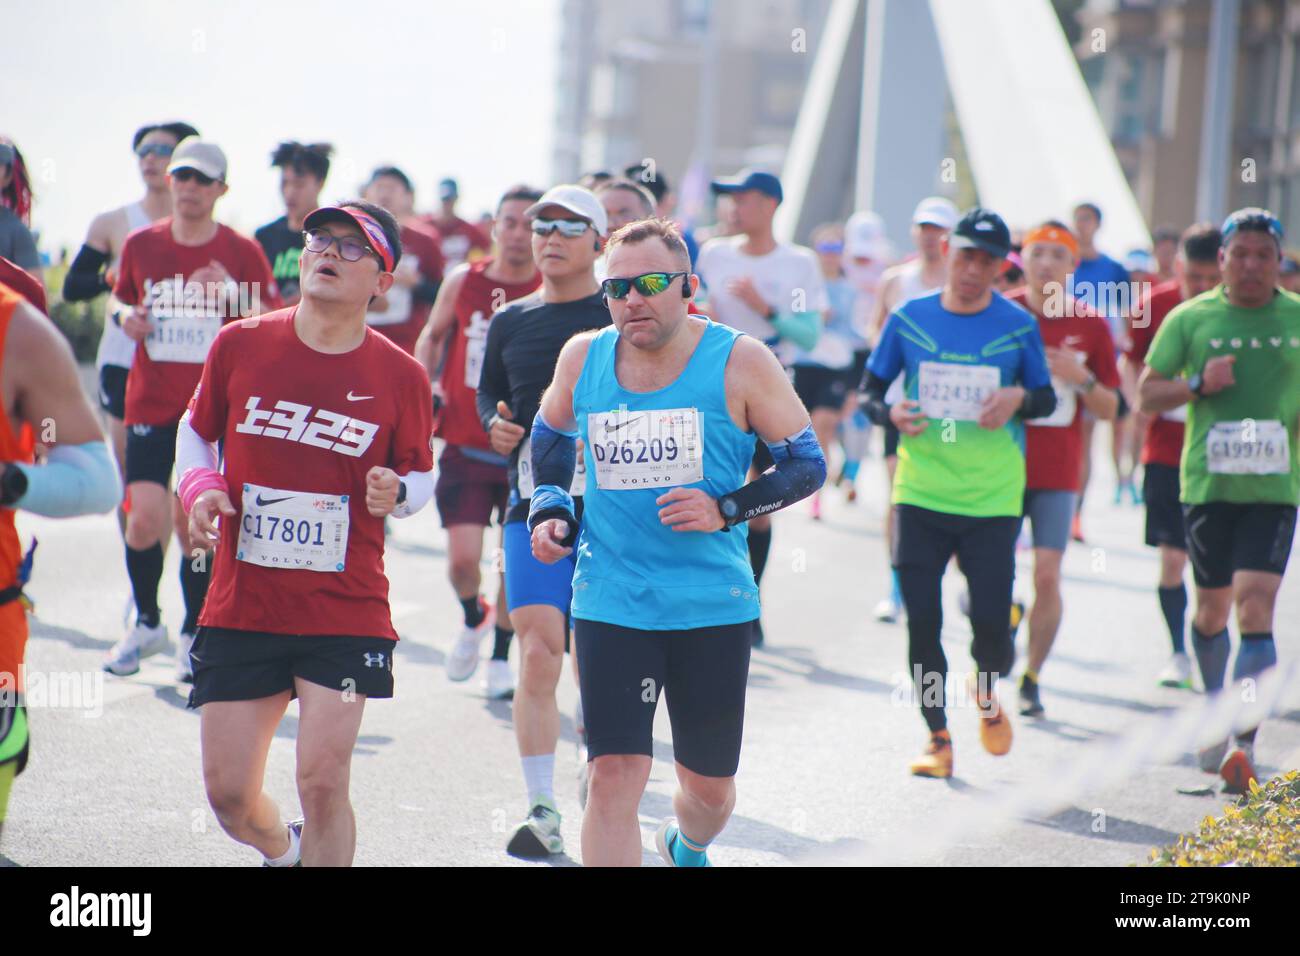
1145, 286, 1300, 505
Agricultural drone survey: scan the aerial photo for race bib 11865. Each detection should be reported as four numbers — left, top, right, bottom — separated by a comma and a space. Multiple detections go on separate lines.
236, 483, 350, 572
587, 407, 704, 490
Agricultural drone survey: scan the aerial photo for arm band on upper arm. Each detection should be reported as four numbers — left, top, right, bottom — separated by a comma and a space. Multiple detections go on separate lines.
14, 441, 122, 518
1019, 385, 1057, 419
859, 371, 893, 427
62, 245, 110, 302
717, 423, 827, 527
392, 469, 435, 519
525, 410, 579, 546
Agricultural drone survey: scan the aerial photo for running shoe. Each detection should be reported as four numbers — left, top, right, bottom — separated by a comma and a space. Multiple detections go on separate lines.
104, 620, 171, 677
175, 631, 196, 683
1018, 673, 1044, 717
482, 659, 515, 700
1128, 481, 1143, 506
655, 818, 712, 867
262, 817, 305, 867
908, 729, 953, 778
506, 796, 564, 858
1156, 652, 1193, 689
446, 599, 495, 682
971, 678, 1013, 756
1219, 744, 1258, 795
873, 596, 901, 624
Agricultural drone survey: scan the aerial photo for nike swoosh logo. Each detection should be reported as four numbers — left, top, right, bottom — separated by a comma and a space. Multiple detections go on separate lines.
255, 494, 295, 507
604, 415, 645, 434
347, 391, 374, 401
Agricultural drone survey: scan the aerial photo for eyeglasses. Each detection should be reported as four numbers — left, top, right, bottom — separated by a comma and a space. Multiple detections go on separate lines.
136, 143, 175, 160
601, 272, 689, 299
302, 229, 381, 266
532, 218, 591, 238
171, 168, 217, 186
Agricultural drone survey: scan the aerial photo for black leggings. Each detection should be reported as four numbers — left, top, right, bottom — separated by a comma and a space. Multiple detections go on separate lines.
893, 504, 1021, 733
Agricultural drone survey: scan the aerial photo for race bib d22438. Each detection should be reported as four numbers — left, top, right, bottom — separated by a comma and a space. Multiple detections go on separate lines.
587, 407, 704, 490
917, 362, 1001, 422
236, 482, 350, 573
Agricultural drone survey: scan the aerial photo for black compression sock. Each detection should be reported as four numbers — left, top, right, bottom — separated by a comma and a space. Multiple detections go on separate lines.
460, 595, 485, 628
1157, 584, 1187, 654
492, 626, 513, 662
748, 527, 772, 586
125, 543, 164, 628
180, 557, 211, 634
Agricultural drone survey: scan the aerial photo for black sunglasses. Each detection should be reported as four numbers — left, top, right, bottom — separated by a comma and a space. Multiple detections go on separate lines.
172, 167, 217, 187
602, 271, 689, 299
136, 143, 175, 160
302, 229, 381, 266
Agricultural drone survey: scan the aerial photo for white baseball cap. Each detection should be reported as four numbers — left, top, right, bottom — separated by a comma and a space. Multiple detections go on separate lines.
166, 137, 228, 182
526, 185, 608, 236
912, 196, 959, 230
845, 211, 892, 260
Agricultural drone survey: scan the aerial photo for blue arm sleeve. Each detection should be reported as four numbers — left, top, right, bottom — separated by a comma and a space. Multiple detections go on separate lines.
717, 424, 827, 526
14, 441, 123, 518
525, 410, 579, 546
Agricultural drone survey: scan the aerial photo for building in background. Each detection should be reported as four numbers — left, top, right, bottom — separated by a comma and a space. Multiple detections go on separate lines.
551, 0, 831, 216
1075, 0, 1300, 238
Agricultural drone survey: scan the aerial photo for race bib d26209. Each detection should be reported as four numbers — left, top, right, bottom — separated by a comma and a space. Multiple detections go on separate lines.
587, 407, 704, 490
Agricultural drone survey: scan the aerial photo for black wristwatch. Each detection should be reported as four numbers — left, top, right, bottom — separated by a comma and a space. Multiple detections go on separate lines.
396, 481, 408, 506
1186, 372, 1204, 398
718, 496, 739, 531
1, 463, 28, 506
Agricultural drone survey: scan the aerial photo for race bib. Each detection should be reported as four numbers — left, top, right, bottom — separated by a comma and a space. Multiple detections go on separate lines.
144, 312, 222, 363
1205, 420, 1290, 475
516, 436, 587, 499
917, 362, 1001, 422
236, 483, 350, 573
587, 407, 704, 490
366, 258, 418, 326
1160, 403, 1188, 423
463, 310, 489, 389
1028, 378, 1077, 428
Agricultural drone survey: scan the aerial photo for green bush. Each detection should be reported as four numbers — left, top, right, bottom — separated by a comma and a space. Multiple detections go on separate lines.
43, 263, 105, 364
1149, 770, 1300, 866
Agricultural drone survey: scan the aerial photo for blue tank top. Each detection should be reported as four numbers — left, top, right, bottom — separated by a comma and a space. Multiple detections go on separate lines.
571, 318, 759, 630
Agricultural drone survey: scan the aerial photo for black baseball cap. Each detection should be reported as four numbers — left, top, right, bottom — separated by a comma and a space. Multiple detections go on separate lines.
710, 168, 783, 204
949, 207, 1012, 259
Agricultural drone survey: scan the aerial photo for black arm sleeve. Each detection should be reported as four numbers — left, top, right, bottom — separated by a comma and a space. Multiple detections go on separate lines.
1019, 385, 1058, 419
1115, 389, 1129, 418
63, 244, 110, 302
476, 314, 510, 433
859, 371, 893, 427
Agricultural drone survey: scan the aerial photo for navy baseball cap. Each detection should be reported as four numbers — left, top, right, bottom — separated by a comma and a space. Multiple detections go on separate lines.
710, 168, 783, 204
949, 207, 1012, 259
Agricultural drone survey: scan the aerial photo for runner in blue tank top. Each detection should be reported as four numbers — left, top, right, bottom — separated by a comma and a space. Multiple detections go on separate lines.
526, 219, 825, 867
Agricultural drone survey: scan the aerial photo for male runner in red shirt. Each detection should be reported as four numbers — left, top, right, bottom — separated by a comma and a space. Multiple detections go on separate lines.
362, 166, 444, 355
181, 200, 434, 866
1007, 222, 1120, 717
108, 138, 280, 681
1123, 222, 1222, 688
415, 185, 542, 698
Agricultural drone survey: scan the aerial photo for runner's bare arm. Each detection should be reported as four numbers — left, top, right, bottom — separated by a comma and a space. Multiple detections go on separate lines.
536, 333, 594, 435
414, 263, 469, 379
728, 334, 811, 442
1137, 365, 1196, 415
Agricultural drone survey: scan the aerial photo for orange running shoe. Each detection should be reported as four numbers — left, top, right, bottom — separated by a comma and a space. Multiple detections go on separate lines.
1219, 744, 1258, 795
971, 679, 1013, 756
909, 729, 953, 778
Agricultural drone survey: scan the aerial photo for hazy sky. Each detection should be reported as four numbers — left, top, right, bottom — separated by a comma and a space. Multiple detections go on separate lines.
7, 0, 560, 253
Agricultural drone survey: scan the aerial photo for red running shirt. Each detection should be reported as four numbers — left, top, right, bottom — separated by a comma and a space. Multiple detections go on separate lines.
436, 259, 541, 449
1125, 280, 1185, 468
115, 219, 280, 425
1006, 288, 1120, 492
187, 310, 434, 639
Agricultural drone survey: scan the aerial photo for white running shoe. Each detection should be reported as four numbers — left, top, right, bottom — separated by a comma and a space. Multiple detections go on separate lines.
446, 602, 495, 682
873, 596, 901, 623
1157, 652, 1193, 689
104, 621, 171, 677
176, 631, 196, 683
505, 797, 564, 858
482, 658, 515, 700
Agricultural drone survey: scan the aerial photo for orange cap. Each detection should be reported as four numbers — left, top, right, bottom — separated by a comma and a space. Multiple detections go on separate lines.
1023, 224, 1078, 257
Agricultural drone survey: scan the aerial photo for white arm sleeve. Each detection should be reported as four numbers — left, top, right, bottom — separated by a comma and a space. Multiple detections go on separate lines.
174, 411, 220, 481
391, 468, 435, 519
13, 441, 122, 518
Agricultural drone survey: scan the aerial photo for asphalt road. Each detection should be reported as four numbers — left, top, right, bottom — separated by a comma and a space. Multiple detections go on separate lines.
5, 425, 1299, 867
